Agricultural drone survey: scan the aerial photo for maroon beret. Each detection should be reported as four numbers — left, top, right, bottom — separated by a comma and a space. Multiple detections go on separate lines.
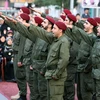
55, 21, 67, 31
20, 13, 30, 21
21, 7, 30, 14
46, 16, 55, 24
87, 18, 97, 27
60, 15, 66, 21
34, 16, 43, 25
63, 9, 71, 15
94, 17, 100, 24
67, 14, 77, 22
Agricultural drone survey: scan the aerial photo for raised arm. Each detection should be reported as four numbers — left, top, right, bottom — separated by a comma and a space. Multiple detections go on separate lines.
27, 24, 54, 44
65, 28, 81, 44
67, 25, 95, 46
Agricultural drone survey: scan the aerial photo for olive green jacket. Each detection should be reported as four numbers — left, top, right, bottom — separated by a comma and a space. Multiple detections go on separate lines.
27, 24, 70, 79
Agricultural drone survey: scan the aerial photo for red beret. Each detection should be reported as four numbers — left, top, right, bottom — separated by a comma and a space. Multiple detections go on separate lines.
87, 18, 97, 27
46, 16, 55, 24
60, 15, 66, 21
21, 7, 30, 14
63, 9, 71, 15
55, 21, 67, 31
94, 17, 100, 24
20, 13, 30, 21
34, 16, 43, 25
67, 14, 77, 22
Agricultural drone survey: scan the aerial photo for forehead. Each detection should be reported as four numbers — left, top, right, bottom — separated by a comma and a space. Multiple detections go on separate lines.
43, 19, 48, 23
65, 17, 69, 21
85, 21, 90, 25
53, 24, 58, 29
19, 9, 23, 12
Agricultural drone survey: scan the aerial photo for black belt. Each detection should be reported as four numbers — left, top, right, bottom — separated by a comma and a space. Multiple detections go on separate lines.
47, 65, 57, 70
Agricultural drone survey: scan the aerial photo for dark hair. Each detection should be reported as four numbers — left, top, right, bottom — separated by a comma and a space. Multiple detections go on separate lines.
26, 20, 30, 23
84, 8, 89, 11
76, 13, 80, 16
48, 21, 54, 29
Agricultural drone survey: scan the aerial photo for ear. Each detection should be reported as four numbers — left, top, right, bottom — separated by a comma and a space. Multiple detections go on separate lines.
48, 24, 52, 28
59, 28, 63, 33
90, 24, 93, 29
70, 21, 73, 25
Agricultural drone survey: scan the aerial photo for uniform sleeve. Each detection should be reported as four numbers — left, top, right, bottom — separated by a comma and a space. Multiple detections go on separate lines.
28, 24, 54, 44
72, 26, 94, 46
52, 40, 70, 79
16, 22, 36, 42
65, 29, 81, 44
5, 20, 18, 31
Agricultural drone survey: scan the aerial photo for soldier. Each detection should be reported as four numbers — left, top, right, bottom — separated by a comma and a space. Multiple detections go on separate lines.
63, 14, 79, 100
9, 7, 30, 100
65, 16, 96, 100
18, 15, 55, 100
16, 20, 70, 100
60, 9, 72, 16
15, 13, 30, 100
15, 15, 55, 100
67, 18, 100, 100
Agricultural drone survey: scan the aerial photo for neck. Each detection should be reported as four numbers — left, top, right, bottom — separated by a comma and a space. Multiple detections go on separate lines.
58, 33, 63, 38
46, 28, 52, 32
87, 29, 93, 34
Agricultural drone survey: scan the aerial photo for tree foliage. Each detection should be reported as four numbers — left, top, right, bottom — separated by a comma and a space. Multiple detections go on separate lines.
34, 0, 77, 9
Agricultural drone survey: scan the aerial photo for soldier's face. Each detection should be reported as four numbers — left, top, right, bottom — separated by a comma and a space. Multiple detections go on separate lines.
52, 24, 60, 37
30, 16, 37, 26
18, 9, 23, 16
58, 17, 64, 22
84, 21, 91, 32
64, 17, 70, 25
41, 19, 49, 30
60, 12, 66, 16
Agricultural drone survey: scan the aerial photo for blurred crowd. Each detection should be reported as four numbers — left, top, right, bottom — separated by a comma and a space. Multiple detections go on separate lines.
0, 19, 14, 81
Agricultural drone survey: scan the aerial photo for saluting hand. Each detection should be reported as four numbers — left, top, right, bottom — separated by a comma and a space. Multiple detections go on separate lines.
6, 17, 17, 24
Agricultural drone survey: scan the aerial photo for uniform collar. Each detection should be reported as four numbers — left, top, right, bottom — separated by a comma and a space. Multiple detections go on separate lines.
54, 34, 64, 42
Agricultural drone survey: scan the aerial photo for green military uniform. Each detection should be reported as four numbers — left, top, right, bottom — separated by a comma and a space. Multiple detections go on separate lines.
16, 34, 27, 97
63, 41, 79, 100
16, 23, 70, 100
22, 38, 34, 100
76, 38, 94, 100
4, 20, 27, 98
30, 37, 48, 100
12, 31, 20, 78
64, 20, 95, 100
63, 21, 84, 100
69, 26, 100, 100
6, 21, 48, 100
15, 22, 48, 100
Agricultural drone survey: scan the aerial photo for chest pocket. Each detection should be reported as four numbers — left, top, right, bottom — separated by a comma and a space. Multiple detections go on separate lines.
25, 40, 33, 52
50, 43, 61, 58
92, 41, 100, 64
51, 49, 58, 58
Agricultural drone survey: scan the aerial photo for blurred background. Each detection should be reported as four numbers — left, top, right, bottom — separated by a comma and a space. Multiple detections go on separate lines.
0, 0, 100, 18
